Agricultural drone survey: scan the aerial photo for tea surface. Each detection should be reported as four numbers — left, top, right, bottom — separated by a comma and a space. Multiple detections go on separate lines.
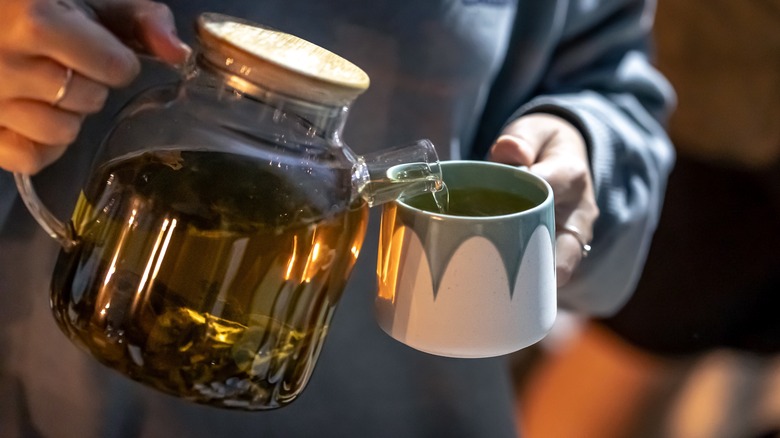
404, 186, 536, 217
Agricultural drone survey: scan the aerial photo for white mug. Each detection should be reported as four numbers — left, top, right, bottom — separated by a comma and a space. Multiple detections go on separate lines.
375, 160, 557, 358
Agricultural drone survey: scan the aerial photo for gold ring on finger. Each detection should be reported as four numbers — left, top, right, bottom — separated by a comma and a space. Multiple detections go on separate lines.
52, 67, 73, 107
556, 223, 592, 258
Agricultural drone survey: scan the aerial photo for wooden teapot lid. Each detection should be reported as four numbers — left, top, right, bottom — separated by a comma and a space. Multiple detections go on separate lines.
196, 13, 370, 105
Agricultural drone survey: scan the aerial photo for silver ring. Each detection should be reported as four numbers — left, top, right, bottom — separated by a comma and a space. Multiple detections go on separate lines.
52, 67, 73, 107
557, 223, 592, 258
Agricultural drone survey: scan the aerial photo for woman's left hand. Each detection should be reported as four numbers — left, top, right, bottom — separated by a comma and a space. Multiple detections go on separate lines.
488, 113, 599, 287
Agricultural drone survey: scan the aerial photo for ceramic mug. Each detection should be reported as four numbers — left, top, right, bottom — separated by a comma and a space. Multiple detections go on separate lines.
375, 160, 557, 358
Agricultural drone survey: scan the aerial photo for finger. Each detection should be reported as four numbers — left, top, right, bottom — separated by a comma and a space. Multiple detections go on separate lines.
555, 233, 586, 287
488, 135, 538, 167
127, 1, 191, 66
0, 128, 67, 174
12, 0, 140, 87
529, 157, 590, 206
537, 156, 598, 245
531, 145, 597, 287
489, 115, 562, 166
0, 56, 109, 113
93, 0, 191, 66
53, 68, 110, 113
554, 207, 597, 288
0, 99, 83, 146
527, 130, 598, 232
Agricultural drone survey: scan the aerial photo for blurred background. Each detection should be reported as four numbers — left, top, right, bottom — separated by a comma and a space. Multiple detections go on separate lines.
512, 1, 780, 437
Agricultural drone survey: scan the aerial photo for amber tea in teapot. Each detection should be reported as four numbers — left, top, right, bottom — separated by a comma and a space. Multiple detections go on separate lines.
51, 148, 367, 409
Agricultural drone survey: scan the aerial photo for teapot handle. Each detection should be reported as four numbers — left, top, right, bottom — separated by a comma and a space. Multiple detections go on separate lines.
11, 54, 191, 251
13, 172, 78, 250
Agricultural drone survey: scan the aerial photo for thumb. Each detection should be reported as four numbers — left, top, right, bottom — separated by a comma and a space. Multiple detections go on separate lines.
90, 1, 191, 67
487, 134, 537, 167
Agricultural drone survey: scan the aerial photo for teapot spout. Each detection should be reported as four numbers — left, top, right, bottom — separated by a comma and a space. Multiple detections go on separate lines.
353, 139, 443, 207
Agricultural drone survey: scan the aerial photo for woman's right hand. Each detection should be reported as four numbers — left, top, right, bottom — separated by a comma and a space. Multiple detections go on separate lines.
0, 0, 190, 174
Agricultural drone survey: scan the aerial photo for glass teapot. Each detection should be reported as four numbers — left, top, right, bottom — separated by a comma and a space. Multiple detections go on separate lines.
13, 13, 442, 410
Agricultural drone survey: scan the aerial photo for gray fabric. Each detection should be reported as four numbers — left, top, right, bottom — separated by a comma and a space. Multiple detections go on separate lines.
0, 172, 14, 229
0, 1, 674, 436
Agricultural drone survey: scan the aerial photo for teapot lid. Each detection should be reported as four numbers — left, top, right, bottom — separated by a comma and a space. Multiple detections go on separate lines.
196, 13, 370, 106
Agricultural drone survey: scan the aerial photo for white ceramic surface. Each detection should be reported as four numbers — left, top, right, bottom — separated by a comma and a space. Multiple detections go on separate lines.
375, 161, 557, 358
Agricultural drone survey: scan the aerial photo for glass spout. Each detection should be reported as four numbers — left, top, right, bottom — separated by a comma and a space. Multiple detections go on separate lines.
353, 139, 443, 207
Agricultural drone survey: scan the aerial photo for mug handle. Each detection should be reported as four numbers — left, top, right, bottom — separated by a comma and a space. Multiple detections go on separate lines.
13, 173, 78, 250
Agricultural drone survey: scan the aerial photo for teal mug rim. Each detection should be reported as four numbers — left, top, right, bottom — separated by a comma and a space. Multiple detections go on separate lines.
395, 160, 554, 222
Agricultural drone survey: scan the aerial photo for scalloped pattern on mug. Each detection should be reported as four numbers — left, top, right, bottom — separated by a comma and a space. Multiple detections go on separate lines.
375, 223, 556, 358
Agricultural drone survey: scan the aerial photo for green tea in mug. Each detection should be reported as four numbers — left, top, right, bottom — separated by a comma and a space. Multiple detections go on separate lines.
403, 186, 537, 217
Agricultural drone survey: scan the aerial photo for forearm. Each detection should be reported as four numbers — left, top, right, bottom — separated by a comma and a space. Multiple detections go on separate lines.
516, 0, 676, 315
522, 91, 674, 315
